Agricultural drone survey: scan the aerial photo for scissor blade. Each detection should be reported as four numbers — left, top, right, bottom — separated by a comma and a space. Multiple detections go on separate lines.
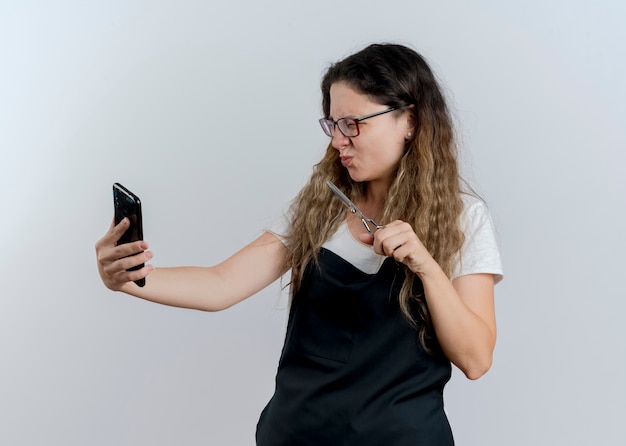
327, 181, 361, 215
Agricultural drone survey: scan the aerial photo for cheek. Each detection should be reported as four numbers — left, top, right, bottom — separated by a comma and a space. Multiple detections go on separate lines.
369, 127, 407, 160
354, 130, 406, 164
379, 140, 406, 164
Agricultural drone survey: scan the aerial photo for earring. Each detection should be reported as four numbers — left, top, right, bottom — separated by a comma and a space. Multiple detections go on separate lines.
406, 132, 412, 138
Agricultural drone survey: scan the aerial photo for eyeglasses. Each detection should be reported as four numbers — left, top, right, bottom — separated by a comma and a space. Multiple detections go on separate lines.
319, 107, 397, 138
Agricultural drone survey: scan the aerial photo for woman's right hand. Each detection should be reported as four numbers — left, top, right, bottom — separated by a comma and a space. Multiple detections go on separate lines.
95, 218, 153, 291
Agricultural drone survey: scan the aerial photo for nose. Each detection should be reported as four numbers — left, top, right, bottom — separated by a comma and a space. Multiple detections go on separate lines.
331, 129, 350, 150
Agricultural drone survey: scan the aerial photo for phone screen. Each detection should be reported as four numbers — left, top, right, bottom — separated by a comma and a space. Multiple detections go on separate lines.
113, 183, 145, 287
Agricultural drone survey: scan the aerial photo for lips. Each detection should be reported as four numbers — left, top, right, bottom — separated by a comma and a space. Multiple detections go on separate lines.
340, 156, 353, 167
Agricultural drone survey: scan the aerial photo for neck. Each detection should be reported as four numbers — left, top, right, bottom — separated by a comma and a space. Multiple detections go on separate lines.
360, 179, 390, 215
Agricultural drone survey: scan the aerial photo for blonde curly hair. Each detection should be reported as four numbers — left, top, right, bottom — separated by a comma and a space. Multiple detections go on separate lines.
283, 44, 465, 353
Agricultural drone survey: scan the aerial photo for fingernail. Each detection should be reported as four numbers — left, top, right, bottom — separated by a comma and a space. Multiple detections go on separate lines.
141, 242, 148, 250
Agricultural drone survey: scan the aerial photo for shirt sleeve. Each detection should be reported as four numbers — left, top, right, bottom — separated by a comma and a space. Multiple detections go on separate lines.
266, 207, 291, 245
452, 195, 504, 284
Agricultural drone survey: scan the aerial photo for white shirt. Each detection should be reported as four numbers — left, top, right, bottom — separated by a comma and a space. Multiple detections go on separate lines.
268, 193, 503, 282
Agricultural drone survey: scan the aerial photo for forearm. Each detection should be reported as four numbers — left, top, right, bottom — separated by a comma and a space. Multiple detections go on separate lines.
119, 266, 235, 311
105, 232, 287, 312
418, 265, 496, 380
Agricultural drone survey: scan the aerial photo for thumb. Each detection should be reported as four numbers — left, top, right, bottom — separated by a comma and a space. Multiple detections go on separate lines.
105, 217, 129, 244
358, 232, 375, 246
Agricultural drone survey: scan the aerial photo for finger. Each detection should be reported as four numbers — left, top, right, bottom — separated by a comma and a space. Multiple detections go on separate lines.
96, 217, 130, 248
378, 225, 418, 256
98, 239, 149, 265
103, 250, 153, 278
388, 241, 413, 263
379, 220, 404, 229
110, 217, 131, 241
371, 231, 387, 256
358, 233, 375, 246
381, 235, 406, 257
112, 262, 154, 286
129, 264, 154, 282
371, 221, 414, 255
119, 249, 153, 270
372, 227, 400, 255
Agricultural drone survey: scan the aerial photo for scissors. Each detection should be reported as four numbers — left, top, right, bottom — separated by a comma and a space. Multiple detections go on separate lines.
327, 181, 385, 234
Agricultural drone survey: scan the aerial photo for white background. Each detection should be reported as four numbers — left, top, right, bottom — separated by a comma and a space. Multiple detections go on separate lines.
1, 1, 625, 444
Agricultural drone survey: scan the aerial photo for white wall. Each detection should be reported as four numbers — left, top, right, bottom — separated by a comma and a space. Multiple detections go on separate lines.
1, 1, 624, 444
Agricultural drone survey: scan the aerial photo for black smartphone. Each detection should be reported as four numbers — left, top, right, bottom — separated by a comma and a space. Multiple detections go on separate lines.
113, 182, 145, 287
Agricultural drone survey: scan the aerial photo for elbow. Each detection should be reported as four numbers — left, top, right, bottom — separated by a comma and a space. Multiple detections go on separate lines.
462, 355, 493, 381
192, 296, 235, 312
199, 306, 225, 313
460, 333, 497, 380
197, 301, 232, 312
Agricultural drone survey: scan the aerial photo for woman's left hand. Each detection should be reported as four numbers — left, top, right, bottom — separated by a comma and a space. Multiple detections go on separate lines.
358, 220, 435, 276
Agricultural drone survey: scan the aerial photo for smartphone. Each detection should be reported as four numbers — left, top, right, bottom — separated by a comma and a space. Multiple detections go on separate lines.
113, 182, 145, 287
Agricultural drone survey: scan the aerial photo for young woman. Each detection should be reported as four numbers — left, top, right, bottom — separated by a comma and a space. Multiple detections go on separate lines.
96, 43, 503, 445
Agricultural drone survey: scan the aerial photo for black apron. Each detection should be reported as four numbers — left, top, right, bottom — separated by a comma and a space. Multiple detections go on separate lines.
256, 248, 454, 445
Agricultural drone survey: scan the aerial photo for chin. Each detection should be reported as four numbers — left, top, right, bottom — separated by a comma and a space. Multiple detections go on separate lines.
347, 174, 366, 183
348, 174, 375, 184
346, 169, 367, 183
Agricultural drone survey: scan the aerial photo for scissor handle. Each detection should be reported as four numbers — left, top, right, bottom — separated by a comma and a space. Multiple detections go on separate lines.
361, 217, 385, 234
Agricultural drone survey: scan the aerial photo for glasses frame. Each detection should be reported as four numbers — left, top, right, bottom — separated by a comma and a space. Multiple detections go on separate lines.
319, 107, 397, 138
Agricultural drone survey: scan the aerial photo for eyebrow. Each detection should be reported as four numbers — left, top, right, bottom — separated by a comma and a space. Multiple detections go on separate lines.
327, 113, 358, 121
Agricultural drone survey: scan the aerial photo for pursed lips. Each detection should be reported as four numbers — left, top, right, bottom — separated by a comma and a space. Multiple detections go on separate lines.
340, 156, 353, 167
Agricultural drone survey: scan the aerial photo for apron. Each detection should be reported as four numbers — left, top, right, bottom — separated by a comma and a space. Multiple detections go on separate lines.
256, 248, 454, 446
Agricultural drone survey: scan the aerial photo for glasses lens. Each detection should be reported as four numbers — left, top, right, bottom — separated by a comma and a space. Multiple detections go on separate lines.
319, 119, 333, 137
338, 118, 358, 137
